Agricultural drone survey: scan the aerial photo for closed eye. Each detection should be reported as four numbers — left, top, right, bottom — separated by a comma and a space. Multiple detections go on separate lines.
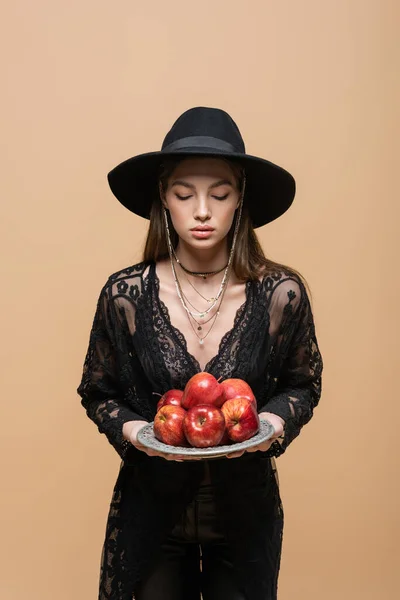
175, 193, 229, 201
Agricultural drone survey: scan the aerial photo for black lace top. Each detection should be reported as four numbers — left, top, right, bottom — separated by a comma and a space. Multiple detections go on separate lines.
77, 260, 323, 599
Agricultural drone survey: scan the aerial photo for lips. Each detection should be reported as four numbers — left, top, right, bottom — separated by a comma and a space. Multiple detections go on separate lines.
190, 226, 214, 231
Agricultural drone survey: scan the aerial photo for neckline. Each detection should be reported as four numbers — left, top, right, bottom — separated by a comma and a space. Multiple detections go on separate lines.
149, 261, 253, 373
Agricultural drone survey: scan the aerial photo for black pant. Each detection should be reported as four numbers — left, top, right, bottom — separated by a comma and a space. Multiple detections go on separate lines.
134, 464, 246, 600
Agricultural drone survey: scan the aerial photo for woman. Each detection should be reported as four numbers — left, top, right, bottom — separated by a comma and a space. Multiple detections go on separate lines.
77, 106, 323, 600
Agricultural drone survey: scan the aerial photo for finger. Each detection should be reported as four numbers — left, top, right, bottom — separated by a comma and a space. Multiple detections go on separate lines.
226, 450, 245, 459
245, 440, 274, 454
258, 440, 273, 452
145, 450, 159, 457
132, 444, 148, 453
132, 442, 148, 453
155, 452, 177, 460
160, 452, 194, 461
172, 455, 201, 461
170, 454, 191, 461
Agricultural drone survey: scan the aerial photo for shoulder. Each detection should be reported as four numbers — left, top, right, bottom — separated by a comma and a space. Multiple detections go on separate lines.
100, 260, 153, 303
260, 267, 308, 316
105, 260, 152, 286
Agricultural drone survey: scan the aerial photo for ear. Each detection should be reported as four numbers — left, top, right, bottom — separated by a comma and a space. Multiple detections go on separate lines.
236, 196, 244, 210
159, 181, 168, 209
237, 174, 246, 207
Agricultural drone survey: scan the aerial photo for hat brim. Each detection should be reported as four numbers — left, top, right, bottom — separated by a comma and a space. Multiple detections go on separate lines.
107, 148, 295, 228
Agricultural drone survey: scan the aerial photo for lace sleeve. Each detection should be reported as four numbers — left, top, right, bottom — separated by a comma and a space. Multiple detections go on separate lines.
77, 285, 143, 459
261, 279, 323, 457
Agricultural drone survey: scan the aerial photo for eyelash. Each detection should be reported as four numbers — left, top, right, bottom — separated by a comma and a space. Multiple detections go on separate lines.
176, 193, 229, 201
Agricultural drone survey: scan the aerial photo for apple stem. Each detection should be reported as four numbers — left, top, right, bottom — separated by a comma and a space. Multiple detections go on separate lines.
152, 392, 162, 397
217, 376, 223, 383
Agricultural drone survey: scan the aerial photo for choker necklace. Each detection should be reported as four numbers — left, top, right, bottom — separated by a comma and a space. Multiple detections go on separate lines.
178, 267, 219, 304
172, 249, 228, 280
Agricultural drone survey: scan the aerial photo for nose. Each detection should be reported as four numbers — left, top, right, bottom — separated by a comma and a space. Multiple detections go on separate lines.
193, 195, 211, 221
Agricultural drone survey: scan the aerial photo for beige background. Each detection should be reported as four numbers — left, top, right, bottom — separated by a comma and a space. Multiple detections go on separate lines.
1, 1, 399, 598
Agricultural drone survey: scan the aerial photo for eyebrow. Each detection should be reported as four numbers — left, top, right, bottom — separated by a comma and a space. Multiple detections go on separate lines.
171, 179, 234, 190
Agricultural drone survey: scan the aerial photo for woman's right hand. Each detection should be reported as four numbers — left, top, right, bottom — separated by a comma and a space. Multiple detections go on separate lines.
122, 420, 200, 462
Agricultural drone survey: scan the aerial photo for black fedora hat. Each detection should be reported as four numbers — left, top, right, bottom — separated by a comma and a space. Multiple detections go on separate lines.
107, 107, 295, 228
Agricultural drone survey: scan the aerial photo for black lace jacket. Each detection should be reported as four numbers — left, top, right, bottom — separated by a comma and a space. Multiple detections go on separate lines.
77, 260, 323, 599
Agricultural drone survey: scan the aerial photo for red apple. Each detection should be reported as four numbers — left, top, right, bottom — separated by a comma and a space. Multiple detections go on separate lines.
181, 372, 225, 409
219, 428, 232, 446
221, 397, 260, 443
156, 389, 184, 412
183, 405, 226, 448
220, 378, 256, 407
153, 405, 187, 446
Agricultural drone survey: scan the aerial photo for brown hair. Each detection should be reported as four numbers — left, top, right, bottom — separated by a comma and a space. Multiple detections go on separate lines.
142, 157, 310, 294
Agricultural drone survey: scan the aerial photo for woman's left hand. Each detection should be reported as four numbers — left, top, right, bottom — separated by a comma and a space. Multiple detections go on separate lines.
226, 412, 285, 459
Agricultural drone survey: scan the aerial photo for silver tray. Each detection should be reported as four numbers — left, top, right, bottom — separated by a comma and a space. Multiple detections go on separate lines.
137, 419, 275, 459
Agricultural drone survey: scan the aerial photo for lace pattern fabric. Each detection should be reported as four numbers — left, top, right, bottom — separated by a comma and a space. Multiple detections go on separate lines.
77, 260, 323, 599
